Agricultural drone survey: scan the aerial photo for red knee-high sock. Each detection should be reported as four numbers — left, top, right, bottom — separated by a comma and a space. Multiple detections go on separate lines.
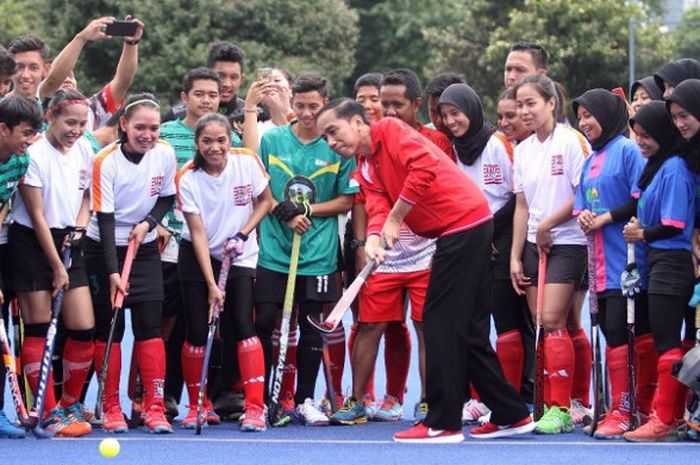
94, 340, 122, 410
569, 328, 592, 406
545, 329, 574, 408
384, 322, 411, 403
349, 323, 375, 400
181, 342, 205, 406
653, 348, 686, 424
635, 334, 658, 415
60, 338, 94, 407
238, 336, 265, 409
280, 327, 298, 402
135, 338, 166, 410
22, 336, 57, 416
607, 345, 630, 413
496, 329, 524, 392
544, 347, 551, 405
326, 324, 345, 397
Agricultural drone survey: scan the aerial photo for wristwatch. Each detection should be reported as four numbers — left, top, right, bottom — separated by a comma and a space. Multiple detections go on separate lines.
350, 239, 366, 250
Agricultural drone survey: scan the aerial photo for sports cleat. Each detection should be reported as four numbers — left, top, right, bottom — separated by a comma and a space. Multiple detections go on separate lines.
296, 398, 330, 426
569, 399, 593, 426
593, 409, 631, 439
469, 415, 535, 439
240, 404, 267, 432
329, 397, 368, 425
180, 405, 203, 429
362, 393, 377, 419
0, 411, 26, 439
46, 405, 92, 437
102, 405, 129, 434
271, 394, 296, 427
393, 423, 464, 444
623, 412, 682, 442
204, 399, 221, 425
79, 403, 101, 426
373, 395, 403, 422
478, 411, 492, 425
534, 405, 575, 434
143, 405, 173, 434
414, 400, 428, 424
462, 399, 491, 424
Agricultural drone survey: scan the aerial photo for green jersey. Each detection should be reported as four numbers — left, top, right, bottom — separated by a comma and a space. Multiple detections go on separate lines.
258, 123, 358, 276
83, 131, 103, 154
0, 153, 29, 244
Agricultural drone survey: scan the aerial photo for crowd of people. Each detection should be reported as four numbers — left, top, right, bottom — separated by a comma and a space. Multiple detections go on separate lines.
0, 15, 699, 444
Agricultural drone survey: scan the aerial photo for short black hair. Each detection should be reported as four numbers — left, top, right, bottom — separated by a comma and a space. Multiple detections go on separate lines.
381, 68, 422, 101
353, 72, 382, 98
8, 34, 50, 61
292, 73, 330, 98
206, 41, 245, 70
317, 98, 369, 125
424, 73, 466, 99
182, 67, 221, 94
0, 47, 15, 76
509, 42, 548, 70
0, 95, 43, 130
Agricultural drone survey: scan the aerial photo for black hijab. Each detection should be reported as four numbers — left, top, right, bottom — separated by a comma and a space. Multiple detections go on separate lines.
629, 101, 684, 190
666, 78, 700, 172
631, 76, 663, 102
438, 83, 495, 166
654, 58, 700, 93
573, 88, 629, 151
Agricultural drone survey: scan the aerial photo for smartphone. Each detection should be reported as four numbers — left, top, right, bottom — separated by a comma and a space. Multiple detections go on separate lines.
105, 21, 138, 37
256, 67, 273, 83
611, 87, 627, 102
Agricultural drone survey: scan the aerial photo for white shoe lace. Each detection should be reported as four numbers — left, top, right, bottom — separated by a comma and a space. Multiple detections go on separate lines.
298, 398, 329, 424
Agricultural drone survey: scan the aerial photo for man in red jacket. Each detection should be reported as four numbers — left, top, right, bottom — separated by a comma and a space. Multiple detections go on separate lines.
316, 99, 534, 443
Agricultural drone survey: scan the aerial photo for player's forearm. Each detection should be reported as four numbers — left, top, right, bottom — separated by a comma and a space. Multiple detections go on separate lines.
540, 198, 575, 231
241, 107, 260, 153
110, 43, 138, 104
39, 35, 88, 99
510, 194, 529, 260
351, 202, 367, 240
388, 198, 412, 224
240, 186, 272, 236
311, 194, 353, 217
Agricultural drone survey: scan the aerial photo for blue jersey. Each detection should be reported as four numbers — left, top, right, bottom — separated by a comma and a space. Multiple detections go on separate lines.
574, 135, 647, 292
635, 155, 695, 251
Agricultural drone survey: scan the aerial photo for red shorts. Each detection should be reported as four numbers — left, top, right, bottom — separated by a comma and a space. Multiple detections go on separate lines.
358, 270, 430, 323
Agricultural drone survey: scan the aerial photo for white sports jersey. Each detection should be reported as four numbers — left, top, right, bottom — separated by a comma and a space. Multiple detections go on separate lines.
178, 148, 269, 268
456, 133, 514, 214
14, 135, 93, 229
88, 141, 177, 245
513, 124, 590, 246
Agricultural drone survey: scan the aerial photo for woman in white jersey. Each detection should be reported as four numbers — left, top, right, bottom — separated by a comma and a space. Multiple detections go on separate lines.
510, 75, 591, 434
8, 89, 94, 437
177, 113, 272, 432
85, 93, 177, 434
497, 87, 532, 146
438, 83, 526, 423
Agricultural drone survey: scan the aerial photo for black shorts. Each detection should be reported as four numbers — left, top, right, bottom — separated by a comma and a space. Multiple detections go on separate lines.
176, 239, 256, 282
7, 223, 89, 292
522, 242, 588, 290
161, 261, 181, 318
84, 237, 163, 306
254, 266, 339, 304
647, 248, 694, 297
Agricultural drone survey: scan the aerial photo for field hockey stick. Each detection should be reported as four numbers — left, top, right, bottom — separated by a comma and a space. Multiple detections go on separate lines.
320, 330, 338, 414
307, 260, 377, 333
269, 232, 301, 427
95, 237, 137, 421
587, 233, 605, 434
31, 230, 78, 439
533, 251, 547, 421
10, 299, 31, 409
195, 240, 238, 435
0, 312, 31, 428
622, 242, 641, 429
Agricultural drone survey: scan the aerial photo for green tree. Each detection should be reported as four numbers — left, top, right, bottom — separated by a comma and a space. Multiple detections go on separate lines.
0, 0, 40, 46
673, 6, 700, 59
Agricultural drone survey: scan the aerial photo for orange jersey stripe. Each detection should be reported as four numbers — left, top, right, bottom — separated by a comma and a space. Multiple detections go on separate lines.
493, 132, 514, 163
176, 160, 196, 211
92, 142, 119, 212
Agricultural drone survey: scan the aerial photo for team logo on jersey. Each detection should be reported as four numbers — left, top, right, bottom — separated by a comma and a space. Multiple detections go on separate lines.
284, 175, 317, 204
233, 184, 253, 206
78, 169, 89, 190
483, 164, 503, 185
586, 187, 602, 214
150, 176, 164, 196
550, 154, 564, 176
314, 159, 330, 168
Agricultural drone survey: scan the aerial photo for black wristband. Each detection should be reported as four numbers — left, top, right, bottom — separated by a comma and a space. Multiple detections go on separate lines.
235, 231, 249, 242
145, 214, 158, 231
124, 39, 139, 45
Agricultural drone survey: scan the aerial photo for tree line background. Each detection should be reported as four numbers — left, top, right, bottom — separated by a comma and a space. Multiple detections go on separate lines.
1, 0, 697, 118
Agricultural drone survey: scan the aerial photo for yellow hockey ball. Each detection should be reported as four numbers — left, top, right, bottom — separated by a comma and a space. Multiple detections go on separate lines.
99, 438, 120, 459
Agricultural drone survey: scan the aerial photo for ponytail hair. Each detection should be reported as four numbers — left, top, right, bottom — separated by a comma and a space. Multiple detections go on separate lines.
118, 92, 160, 144
513, 75, 560, 121
192, 113, 232, 170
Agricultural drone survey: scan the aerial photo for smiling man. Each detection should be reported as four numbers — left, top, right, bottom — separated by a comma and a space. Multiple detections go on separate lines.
316, 98, 534, 443
503, 42, 548, 89
6, 35, 51, 100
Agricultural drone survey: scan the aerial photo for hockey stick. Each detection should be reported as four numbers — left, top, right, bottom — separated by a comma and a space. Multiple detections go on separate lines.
307, 260, 377, 333
195, 240, 238, 435
0, 311, 31, 428
622, 242, 640, 429
587, 233, 605, 434
533, 251, 547, 421
95, 237, 137, 421
10, 300, 31, 409
320, 330, 338, 414
30, 232, 76, 438
269, 232, 301, 427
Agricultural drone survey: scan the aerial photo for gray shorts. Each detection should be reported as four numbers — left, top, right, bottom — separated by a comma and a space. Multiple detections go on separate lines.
522, 242, 588, 290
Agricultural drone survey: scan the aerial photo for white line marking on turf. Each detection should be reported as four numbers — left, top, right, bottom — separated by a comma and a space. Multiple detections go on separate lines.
59, 437, 700, 447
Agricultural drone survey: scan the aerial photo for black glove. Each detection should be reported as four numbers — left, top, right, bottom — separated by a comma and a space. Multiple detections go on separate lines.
272, 200, 310, 222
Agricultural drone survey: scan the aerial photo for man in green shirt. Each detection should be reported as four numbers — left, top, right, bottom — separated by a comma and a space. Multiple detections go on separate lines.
255, 74, 357, 426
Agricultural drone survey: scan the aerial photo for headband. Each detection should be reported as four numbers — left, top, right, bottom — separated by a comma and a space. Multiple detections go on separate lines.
47, 99, 89, 114
124, 99, 160, 112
